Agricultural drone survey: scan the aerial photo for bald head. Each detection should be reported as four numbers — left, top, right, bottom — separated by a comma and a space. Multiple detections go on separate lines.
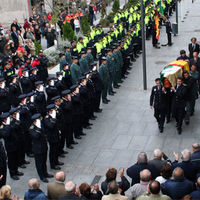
55, 171, 66, 182
140, 169, 151, 181
153, 149, 162, 159
192, 143, 200, 152
65, 181, 76, 193
28, 178, 40, 190
172, 167, 184, 180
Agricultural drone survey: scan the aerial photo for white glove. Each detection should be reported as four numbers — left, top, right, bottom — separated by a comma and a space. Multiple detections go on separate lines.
16, 112, 20, 121
6, 117, 10, 125
35, 119, 41, 129
1, 82, 5, 89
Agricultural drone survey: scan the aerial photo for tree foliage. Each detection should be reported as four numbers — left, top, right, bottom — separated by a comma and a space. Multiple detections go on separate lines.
62, 23, 77, 42
34, 40, 42, 55
80, 15, 91, 34
112, 0, 120, 13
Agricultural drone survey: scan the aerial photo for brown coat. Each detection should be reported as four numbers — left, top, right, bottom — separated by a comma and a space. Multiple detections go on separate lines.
47, 181, 66, 200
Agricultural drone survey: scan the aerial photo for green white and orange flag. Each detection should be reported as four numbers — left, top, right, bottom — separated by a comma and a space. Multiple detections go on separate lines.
155, 11, 160, 40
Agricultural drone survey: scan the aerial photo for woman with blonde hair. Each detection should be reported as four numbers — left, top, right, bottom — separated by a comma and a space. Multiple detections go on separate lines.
0, 185, 11, 200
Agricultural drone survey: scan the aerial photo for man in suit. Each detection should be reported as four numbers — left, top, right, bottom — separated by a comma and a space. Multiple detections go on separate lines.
47, 171, 66, 200
188, 37, 199, 59
150, 78, 167, 133
127, 152, 159, 186
164, 17, 172, 46
191, 143, 200, 171
102, 180, 128, 200
59, 181, 81, 200
171, 77, 187, 134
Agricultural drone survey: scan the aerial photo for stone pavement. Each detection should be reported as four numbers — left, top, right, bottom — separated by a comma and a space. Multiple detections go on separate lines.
7, 0, 200, 198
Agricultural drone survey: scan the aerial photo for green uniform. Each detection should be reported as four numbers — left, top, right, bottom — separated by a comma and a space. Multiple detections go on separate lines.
79, 57, 89, 74
85, 53, 94, 66
70, 63, 82, 84
65, 52, 72, 66
99, 64, 110, 102
106, 55, 115, 94
112, 52, 121, 86
59, 58, 67, 71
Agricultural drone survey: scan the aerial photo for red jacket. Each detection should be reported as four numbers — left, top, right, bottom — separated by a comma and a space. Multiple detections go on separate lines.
32, 60, 40, 68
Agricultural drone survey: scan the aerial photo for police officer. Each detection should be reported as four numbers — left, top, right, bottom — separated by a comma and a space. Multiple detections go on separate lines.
26, 92, 37, 116
99, 57, 110, 104
55, 72, 66, 95
35, 81, 47, 117
90, 63, 103, 112
19, 94, 33, 157
20, 68, 33, 94
61, 90, 75, 149
70, 56, 82, 84
64, 46, 72, 66
59, 53, 67, 71
0, 112, 23, 180
85, 47, 94, 66
164, 17, 172, 46
171, 77, 187, 134
38, 50, 49, 83
44, 104, 64, 170
61, 63, 72, 89
79, 51, 90, 74
150, 78, 167, 133
0, 77, 10, 114
46, 77, 59, 104
70, 84, 84, 139
9, 75, 21, 107
29, 67, 39, 90
29, 113, 53, 183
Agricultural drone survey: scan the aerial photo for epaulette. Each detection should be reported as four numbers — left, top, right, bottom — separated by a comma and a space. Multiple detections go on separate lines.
30, 125, 34, 130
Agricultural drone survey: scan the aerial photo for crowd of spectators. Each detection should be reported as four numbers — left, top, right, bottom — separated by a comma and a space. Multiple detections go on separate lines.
0, 144, 200, 200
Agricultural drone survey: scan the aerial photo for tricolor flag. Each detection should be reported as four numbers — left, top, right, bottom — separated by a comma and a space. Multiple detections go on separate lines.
155, 11, 160, 40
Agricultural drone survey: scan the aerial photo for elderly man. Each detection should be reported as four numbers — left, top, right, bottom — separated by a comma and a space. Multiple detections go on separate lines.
24, 178, 47, 200
47, 171, 66, 200
191, 143, 200, 169
59, 181, 80, 200
136, 181, 171, 200
127, 152, 159, 186
128, 169, 151, 200
148, 149, 168, 172
102, 180, 128, 200
161, 167, 193, 199
172, 149, 198, 182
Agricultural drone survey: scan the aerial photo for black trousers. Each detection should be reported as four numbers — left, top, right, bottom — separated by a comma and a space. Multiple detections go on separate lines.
174, 106, 185, 130
7, 151, 18, 176
167, 32, 172, 45
34, 152, 47, 179
49, 143, 59, 168
59, 129, 66, 154
17, 139, 26, 166
73, 115, 82, 137
94, 91, 102, 111
65, 124, 74, 146
0, 156, 7, 188
24, 131, 32, 155
154, 107, 166, 128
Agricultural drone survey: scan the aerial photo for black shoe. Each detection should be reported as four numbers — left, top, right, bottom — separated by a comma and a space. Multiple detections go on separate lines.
41, 178, 48, 183
106, 99, 110, 102
119, 80, 123, 83
57, 161, 64, 165
27, 153, 34, 158
92, 115, 97, 119
80, 133, 86, 136
16, 171, 24, 176
62, 150, 68, 154
88, 123, 93, 126
19, 164, 26, 169
103, 100, 108, 104
178, 129, 182, 135
159, 127, 163, 133
90, 117, 96, 120
11, 175, 19, 180
72, 141, 78, 145
45, 173, 53, 178
75, 136, 82, 139
24, 160, 30, 164
51, 166, 61, 170
166, 119, 170, 123
112, 91, 116, 94
155, 46, 161, 49
109, 93, 114, 96
95, 109, 102, 112
185, 120, 190, 125
67, 145, 74, 149
114, 86, 120, 89
59, 154, 65, 158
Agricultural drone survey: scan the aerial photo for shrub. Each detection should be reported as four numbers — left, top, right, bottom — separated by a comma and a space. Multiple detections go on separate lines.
112, 0, 120, 13
44, 46, 61, 67
62, 22, 77, 42
34, 40, 42, 56
80, 15, 91, 34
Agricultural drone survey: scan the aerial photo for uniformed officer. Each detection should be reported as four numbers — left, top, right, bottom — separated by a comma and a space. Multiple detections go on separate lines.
79, 51, 90, 74
29, 67, 39, 90
64, 46, 72, 66
85, 47, 94, 66
18, 94, 33, 157
55, 72, 66, 95
61, 90, 75, 149
164, 17, 172, 46
10, 107, 29, 169
20, 68, 33, 94
26, 92, 37, 116
171, 77, 187, 134
70, 84, 84, 139
44, 104, 64, 170
0, 77, 11, 114
59, 53, 67, 71
3, 62, 15, 86
70, 56, 82, 84
29, 113, 53, 183
38, 50, 49, 83
150, 78, 167, 133
9, 75, 21, 107
90, 63, 103, 112
46, 77, 59, 104
61, 63, 72, 89
35, 81, 47, 117
0, 112, 23, 180
99, 57, 110, 104
79, 76, 92, 129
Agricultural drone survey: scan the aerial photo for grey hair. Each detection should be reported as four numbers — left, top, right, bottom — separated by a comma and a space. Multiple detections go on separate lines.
153, 149, 162, 158
137, 152, 148, 164
65, 181, 76, 193
181, 149, 191, 161
140, 169, 151, 181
